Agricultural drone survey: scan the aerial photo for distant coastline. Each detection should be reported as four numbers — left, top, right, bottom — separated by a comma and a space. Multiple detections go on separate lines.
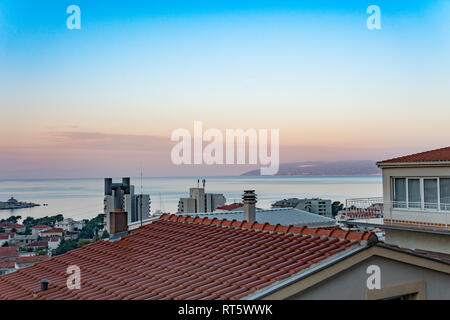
241, 160, 381, 176
0, 197, 40, 210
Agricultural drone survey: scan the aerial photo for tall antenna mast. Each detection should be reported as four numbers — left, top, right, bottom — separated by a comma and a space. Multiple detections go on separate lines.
140, 165, 143, 227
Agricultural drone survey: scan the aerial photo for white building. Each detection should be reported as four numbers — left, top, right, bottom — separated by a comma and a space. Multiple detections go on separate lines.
177, 179, 226, 213
296, 198, 332, 218
345, 146, 450, 255
47, 237, 61, 251
55, 218, 85, 232
0, 233, 12, 247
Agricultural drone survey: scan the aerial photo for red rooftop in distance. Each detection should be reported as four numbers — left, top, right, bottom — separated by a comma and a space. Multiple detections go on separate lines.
0, 213, 376, 300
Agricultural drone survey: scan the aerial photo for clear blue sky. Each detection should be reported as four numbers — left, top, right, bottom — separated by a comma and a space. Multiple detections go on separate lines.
0, 1, 449, 178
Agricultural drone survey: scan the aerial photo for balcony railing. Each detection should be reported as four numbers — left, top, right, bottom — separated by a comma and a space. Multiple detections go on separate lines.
344, 197, 449, 232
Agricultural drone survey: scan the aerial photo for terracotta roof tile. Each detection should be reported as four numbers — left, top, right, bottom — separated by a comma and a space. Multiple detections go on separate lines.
0, 214, 374, 300
379, 146, 450, 164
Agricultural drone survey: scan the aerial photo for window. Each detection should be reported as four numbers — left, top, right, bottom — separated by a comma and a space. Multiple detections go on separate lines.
393, 178, 406, 208
440, 178, 450, 211
408, 179, 421, 209
392, 177, 450, 211
424, 179, 438, 210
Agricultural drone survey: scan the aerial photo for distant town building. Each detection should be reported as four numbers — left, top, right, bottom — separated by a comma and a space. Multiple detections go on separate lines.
0, 222, 25, 233
31, 225, 51, 237
272, 198, 302, 208
177, 179, 226, 213
39, 228, 64, 238
55, 218, 85, 232
215, 202, 244, 212
104, 177, 151, 234
48, 237, 61, 251
0, 233, 13, 247
296, 198, 332, 218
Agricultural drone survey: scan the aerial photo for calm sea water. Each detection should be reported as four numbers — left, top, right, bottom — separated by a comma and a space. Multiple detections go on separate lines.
0, 176, 382, 221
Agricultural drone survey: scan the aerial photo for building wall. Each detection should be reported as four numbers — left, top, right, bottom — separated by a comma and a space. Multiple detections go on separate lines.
178, 198, 196, 213
385, 229, 450, 255
205, 193, 226, 212
287, 255, 450, 300
190, 188, 205, 213
297, 199, 332, 218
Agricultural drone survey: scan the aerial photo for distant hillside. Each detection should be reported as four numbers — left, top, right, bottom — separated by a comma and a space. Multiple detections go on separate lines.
241, 160, 381, 176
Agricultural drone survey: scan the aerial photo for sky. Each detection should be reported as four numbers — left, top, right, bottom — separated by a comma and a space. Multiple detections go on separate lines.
0, 0, 449, 178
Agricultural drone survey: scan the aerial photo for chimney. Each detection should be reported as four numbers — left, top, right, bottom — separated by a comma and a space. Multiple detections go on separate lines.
109, 209, 128, 235
40, 279, 50, 292
104, 178, 112, 196
243, 190, 257, 223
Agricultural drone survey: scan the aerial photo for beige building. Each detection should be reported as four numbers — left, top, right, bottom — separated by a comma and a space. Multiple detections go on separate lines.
177, 179, 226, 213
345, 146, 450, 256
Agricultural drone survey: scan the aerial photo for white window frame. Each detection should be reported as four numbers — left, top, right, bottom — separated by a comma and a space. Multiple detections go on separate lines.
392, 177, 449, 212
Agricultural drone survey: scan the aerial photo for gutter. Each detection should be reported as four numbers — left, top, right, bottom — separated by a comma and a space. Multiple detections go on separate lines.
242, 244, 369, 300
376, 243, 450, 266
342, 220, 450, 236
376, 161, 450, 168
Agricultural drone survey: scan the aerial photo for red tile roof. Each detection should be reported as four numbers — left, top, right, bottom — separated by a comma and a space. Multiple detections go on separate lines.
31, 225, 51, 230
0, 222, 24, 229
0, 234, 11, 240
0, 214, 375, 300
25, 241, 48, 248
14, 256, 49, 264
0, 247, 19, 260
40, 228, 63, 234
379, 146, 450, 164
0, 261, 15, 269
216, 203, 244, 211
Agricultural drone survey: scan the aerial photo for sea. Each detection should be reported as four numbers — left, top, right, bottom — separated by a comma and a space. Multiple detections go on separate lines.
0, 176, 382, 222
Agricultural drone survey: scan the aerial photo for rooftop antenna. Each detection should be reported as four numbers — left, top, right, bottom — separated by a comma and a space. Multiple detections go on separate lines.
140, 165, 143, 227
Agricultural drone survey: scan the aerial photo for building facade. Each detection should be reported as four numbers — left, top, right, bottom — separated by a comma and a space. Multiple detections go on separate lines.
296, 198, 332, 218
177, 180, 226, 213
104, 178, 151, 234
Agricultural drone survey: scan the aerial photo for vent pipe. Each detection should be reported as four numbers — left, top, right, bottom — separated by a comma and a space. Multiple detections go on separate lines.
243, 190, 257, 223
40, 279, 50, 292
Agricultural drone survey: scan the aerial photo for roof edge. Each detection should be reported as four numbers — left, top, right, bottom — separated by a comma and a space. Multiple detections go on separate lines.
159, 213, 377, 243
243, 244, 368, 300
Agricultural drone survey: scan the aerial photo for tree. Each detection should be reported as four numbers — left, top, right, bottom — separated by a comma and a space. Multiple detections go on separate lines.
53, 239, 78, 256
332, 201, 344, 217
35, 248, 48, 256
77, 239, 91, 247
1, 242, 9, 247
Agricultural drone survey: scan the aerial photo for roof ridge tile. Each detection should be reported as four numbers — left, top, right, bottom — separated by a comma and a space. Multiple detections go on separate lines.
159, 214, 375, 243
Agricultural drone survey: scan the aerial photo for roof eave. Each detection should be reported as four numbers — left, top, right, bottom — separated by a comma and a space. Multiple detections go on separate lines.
242, 244, 368, 300
376, 161, 450, 169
